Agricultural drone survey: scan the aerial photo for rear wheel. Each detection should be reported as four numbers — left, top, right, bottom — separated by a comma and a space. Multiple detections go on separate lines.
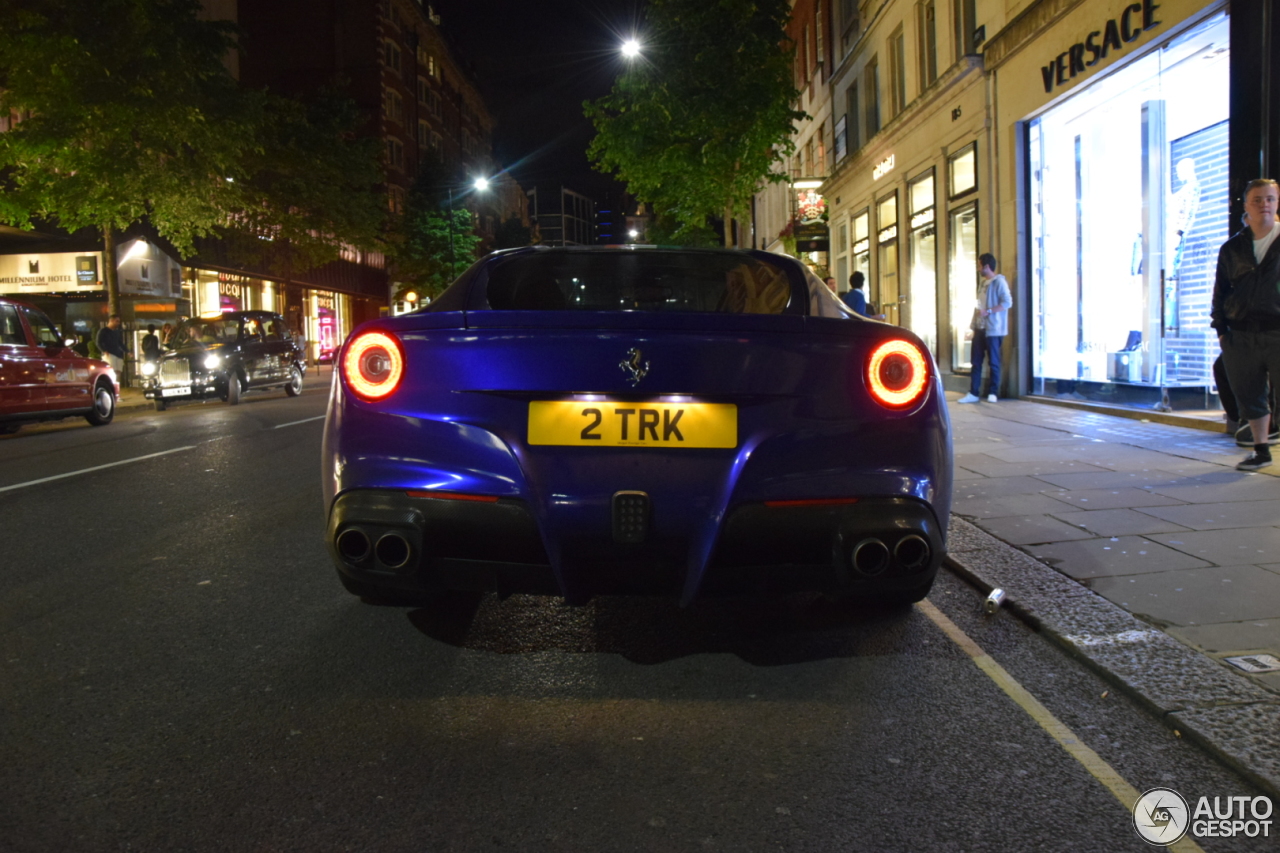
85, 380, 116, 426
284, 365, 303, 397
224, 372, 242, 405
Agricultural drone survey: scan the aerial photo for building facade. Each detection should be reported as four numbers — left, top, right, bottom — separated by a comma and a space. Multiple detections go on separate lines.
798, 0, 1242, 411
755, 0, 836, 266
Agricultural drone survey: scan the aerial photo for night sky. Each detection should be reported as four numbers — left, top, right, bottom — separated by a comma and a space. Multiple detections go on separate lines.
432, 0, 646, 200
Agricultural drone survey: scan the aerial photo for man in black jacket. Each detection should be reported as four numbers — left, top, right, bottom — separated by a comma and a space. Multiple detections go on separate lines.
1213, 178, 1280, 470
96, 314, 127, 378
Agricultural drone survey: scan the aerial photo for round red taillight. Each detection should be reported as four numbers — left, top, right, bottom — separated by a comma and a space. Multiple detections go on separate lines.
867, 339, 929, 408
343, 331, 404, 401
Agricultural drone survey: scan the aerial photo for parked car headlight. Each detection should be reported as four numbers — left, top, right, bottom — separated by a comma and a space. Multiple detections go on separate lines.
203, 354, 222, 369
140, 362, 157, 376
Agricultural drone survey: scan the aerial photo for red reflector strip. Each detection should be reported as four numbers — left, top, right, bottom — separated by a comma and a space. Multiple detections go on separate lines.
406, 491, 500, 503
764, 497, 861, 508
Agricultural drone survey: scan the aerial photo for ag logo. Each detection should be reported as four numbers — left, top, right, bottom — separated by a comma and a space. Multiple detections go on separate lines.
1133, 787, 1189, 845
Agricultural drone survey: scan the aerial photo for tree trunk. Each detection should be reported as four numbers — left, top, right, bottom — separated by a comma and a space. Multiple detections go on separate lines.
102, 225, 120, 317
723, 202, 735, 248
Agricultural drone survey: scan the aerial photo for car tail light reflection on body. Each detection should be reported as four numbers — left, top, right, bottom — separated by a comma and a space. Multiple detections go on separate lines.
867, 339, 928, 408
344, 331, 404, 400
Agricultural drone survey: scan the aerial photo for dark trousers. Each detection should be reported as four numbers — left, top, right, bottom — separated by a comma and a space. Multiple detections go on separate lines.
970, 331, 1003, 397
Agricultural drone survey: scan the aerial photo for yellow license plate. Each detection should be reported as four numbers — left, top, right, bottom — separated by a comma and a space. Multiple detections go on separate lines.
528, 401, 737, 448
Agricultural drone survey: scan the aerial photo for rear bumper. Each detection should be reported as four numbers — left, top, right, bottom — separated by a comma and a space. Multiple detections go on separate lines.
327, 489, 944, 602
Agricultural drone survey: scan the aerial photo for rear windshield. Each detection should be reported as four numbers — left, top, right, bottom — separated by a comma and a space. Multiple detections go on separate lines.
485, 251, 794, 314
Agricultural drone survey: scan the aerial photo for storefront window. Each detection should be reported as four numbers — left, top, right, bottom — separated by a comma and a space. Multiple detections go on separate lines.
852, 210, 871, 287
949, 204, 978, 369
835, 220, 849, 292
908, 171, 937, 354
949, 143, 976, 198
876, 193, 899, 324
1028, 13, 1228, 407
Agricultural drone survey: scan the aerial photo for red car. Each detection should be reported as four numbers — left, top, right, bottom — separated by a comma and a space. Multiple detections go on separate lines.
0, 297, 118, 434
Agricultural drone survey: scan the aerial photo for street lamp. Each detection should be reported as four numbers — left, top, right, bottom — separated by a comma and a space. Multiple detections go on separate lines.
621, 38, 641, 59
446, 176, 493, 280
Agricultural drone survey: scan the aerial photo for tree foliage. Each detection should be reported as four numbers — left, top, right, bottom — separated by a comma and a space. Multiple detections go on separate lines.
584, 0, 804, 245
492, 215, 532, 250
0, 0, 384, 310
390, 160, 484, 299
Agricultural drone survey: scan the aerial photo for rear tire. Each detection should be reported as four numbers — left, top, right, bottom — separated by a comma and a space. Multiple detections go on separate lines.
284, 365, 303, 397
84, 380, 116, 426
225, 372, 241, 406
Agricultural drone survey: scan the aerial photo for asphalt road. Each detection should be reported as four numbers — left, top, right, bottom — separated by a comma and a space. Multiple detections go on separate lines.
0, 385, 1271, 852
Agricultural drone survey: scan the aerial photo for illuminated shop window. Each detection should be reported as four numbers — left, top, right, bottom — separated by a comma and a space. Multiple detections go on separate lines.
1027, 12, 1228, 406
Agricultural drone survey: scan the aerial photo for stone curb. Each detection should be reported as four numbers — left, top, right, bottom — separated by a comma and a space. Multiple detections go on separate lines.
943, 515, 1280, 799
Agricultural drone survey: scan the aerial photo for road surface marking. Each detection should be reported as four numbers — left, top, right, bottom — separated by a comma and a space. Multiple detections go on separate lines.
917, 599, 1206, 853
0, 446, 196, 494
273, 415, 326, 429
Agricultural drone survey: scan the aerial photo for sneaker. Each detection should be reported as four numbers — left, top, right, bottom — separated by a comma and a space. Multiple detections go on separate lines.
987, 394, 998, 403
957, 393, 980, 403
1234, 424, 1280, 447
1237, 451, 1273, 471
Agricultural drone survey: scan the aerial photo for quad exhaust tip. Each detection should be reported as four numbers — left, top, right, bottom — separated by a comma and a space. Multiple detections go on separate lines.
894, 534, 931, 571
336, 528, 371, 562
851, 538, 890, 576
375, 532, 413, 570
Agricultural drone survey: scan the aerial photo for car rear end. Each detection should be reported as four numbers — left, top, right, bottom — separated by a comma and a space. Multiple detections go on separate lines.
323, 247, 952, 604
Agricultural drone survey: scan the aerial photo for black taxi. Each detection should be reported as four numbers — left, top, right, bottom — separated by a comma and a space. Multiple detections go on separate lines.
142, 311, 305, 410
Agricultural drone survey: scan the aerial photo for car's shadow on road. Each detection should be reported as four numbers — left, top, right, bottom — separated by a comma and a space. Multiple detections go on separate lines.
402, 590, 931, 666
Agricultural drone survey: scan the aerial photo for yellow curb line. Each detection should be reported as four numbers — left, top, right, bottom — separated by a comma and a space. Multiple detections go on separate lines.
917, 599, 1204, 853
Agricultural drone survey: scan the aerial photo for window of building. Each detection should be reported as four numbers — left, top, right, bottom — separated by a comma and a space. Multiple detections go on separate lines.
1028, 12, 1229, 405
834, 116, 847, 163
852, 209, 871, 291
846, 83, 860, 152
890, 26, 907, 116
417, 77, 429, 104
840, 0, 860, 54
430, 131, 442, 156
876, 192, 899, 325
386, 138, 404, 170
907, 170, 938, 354
865, 57, 880, 136
388, 185, 406, 215
416, 45, 438, 78
385, 90, 403, 125
384, 40, 401, 76
417, 120, 430, 149
814, 1, 824, 75
920, 1, 938, 88
801, 25, 809, 83
953, 0, 977, 59
948, 142, 976, 198
428, 89, 441, 119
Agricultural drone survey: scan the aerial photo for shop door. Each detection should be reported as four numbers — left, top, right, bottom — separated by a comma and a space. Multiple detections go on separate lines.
879, 240, 900, 326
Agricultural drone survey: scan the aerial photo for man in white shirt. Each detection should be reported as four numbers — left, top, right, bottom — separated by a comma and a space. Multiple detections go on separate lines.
958, 253, 1013, 404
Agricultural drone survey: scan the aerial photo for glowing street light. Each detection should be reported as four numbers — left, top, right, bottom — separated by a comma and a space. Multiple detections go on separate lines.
621, 38, 641, 59
473, 176, 490, 192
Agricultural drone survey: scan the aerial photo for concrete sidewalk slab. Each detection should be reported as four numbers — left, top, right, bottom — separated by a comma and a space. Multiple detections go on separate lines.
944, 393, 1280, 796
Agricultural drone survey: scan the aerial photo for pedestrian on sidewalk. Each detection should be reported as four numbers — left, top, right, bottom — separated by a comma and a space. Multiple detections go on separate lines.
1212, 178, 1280, 470
141, 324, 160, 362
958, 253, 1013, 404
96, 314, 127, 377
